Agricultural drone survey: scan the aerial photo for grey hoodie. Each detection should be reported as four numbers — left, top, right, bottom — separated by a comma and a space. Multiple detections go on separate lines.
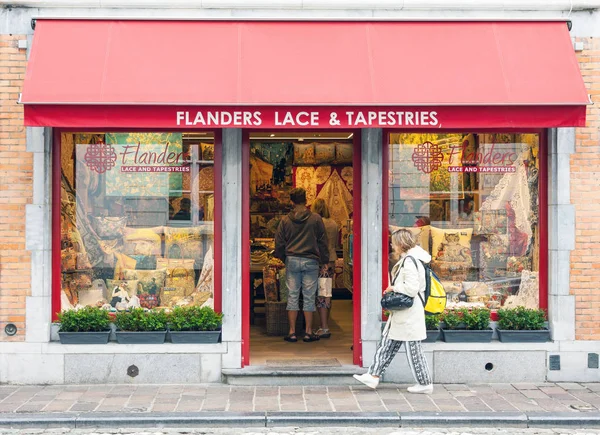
274, 207, 330, 264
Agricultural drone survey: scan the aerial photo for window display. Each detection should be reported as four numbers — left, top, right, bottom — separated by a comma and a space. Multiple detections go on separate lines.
388, 133, 541, 309
59, 132, 216, 312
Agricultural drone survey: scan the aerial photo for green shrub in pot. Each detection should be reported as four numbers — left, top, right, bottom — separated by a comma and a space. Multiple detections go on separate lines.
425, 314, 440, 331
114, 308, 168, 344
168, 306, 223, 344
496, 306, 550, 342
114, 308, 168, 332
168, 306, 223, 332
56, 306, 111, 344
497, 306, 546, 330
57, 306, 111, 333
440, 307, 492, 343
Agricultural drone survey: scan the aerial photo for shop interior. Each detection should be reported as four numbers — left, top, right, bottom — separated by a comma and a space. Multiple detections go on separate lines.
248, 132, 355, 366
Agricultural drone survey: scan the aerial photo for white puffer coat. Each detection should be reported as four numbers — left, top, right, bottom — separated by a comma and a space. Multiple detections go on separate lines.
385, 246, 432, 342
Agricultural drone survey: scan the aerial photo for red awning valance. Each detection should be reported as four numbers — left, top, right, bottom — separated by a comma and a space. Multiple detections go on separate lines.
22, 20, 589, 128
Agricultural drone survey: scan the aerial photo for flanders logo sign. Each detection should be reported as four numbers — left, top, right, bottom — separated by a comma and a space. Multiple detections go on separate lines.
411, 141, 444, 174
84, 142, 117, 174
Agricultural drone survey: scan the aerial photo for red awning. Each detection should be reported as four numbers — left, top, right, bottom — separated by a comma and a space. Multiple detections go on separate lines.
22, 20, 589, 128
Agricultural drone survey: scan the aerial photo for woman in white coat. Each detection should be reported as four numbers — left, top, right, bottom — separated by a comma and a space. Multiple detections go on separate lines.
353, 228, 433, 394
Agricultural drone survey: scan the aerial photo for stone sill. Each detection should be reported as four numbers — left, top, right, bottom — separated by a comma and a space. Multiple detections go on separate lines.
0, 341, 228, 354
421, 341, 559, 351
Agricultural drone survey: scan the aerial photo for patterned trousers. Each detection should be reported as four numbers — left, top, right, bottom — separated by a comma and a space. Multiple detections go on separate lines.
367, 323, 432, 386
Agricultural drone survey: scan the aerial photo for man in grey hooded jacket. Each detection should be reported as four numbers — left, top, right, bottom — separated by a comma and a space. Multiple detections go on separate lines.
274, 188, 330, 343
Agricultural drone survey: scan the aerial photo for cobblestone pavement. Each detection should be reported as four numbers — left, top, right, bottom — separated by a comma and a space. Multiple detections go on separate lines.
0, 428, 598, 434
0, 383, 599, 414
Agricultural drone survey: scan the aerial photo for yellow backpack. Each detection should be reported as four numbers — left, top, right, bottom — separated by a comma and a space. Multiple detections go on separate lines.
406, 256, 447, 315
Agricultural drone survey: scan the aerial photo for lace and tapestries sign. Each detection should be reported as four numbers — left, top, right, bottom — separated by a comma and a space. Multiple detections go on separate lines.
100, 133, 184, 196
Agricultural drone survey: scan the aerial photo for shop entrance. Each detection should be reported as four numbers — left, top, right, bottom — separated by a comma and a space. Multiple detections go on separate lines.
242, 131, 361, 367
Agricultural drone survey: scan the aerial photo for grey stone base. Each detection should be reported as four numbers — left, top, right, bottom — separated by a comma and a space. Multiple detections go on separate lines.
0, 343, 227, 384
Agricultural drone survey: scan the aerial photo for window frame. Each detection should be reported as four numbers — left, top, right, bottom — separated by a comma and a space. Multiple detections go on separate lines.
52, 128, 223, 321
382, 128, 548, 316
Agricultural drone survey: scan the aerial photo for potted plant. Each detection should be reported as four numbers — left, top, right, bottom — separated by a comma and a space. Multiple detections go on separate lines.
56, 306, 111, 344
496, 306, 550, 342
168, 306, 223, 343
114, 308, 167, 344
441, 307, 493, 343
423, 314, 441, 343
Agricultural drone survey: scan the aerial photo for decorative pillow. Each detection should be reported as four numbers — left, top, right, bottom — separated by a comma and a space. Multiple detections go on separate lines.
293, 143, 316, 165
164, 225, 212, 267
334, 143, 353, 165
474, 210, 508, 235
506, 256, 531, 276
90, 216, 127, 239
431, 261, 469, 282
106, 279, 141, 298
114, 253, 138, 280
130, 255, 158, 270
122, 269, 167, 295
462, 281, 492, 303
314, 143, 335, 164
201, 142, 214, 161
389, 225, 431, 252
430, 227, 473, 262
124, 227, 163, 256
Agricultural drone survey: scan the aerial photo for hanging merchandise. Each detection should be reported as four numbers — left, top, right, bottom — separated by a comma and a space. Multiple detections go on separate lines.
316, 170, 353, 230
249, 155, 274, 196
295, 167, 317, 205
314, 166, 332, 184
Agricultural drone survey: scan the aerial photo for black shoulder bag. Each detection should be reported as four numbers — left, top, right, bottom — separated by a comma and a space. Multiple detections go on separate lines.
380, 256, 416, 311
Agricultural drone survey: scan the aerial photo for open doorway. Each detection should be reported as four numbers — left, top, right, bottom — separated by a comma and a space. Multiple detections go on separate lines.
243, 131, 360, 367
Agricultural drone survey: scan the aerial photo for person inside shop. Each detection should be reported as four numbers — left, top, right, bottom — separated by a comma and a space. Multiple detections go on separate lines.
172, 198, 191, 221
274, 188, 330, 343
353, 228, 434, 394
311, 198, 338, 339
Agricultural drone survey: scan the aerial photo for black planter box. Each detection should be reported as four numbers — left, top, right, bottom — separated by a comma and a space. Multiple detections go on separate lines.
423, 329, 440, 343
497, 329, 550, 343
58, 331, 110, 345
170, 330, 221, 344
442, 328, 493, 343
115, 331, 166, 344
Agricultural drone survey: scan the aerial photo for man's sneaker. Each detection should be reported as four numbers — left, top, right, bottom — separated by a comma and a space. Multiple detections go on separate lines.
407, 384, 433, 394
352, 373, 380, 389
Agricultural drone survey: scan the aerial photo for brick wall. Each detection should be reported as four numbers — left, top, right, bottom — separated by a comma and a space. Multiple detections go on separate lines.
0, 35, 31, 341
573, 37, 600, 341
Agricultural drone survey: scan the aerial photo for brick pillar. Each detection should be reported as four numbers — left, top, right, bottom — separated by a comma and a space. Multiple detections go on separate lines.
573, 37, 600, 341
0, 35, 32, 342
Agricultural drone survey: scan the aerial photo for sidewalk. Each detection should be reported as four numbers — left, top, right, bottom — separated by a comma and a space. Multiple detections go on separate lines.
0, 383, 599, 428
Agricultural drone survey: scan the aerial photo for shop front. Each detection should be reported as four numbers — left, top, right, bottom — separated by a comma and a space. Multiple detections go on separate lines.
16, 18, 590, 384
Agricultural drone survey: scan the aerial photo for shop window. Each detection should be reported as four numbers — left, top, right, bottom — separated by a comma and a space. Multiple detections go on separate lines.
59, 132, 216, 312
387, 133, 541, 309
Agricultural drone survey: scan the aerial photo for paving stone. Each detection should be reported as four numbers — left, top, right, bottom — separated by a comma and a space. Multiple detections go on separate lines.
584, 383, 600, 392
433, 398, 467, 412
535, 398, 574, 412
455, 396, 493, 412
557, 382, 589, 390
513, 383, 539, 390
69, 403, 99, 412
443, 384, 471, 391
522, 390, 551, 399
41, 400, 76, 413
479, 395, 519, 412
